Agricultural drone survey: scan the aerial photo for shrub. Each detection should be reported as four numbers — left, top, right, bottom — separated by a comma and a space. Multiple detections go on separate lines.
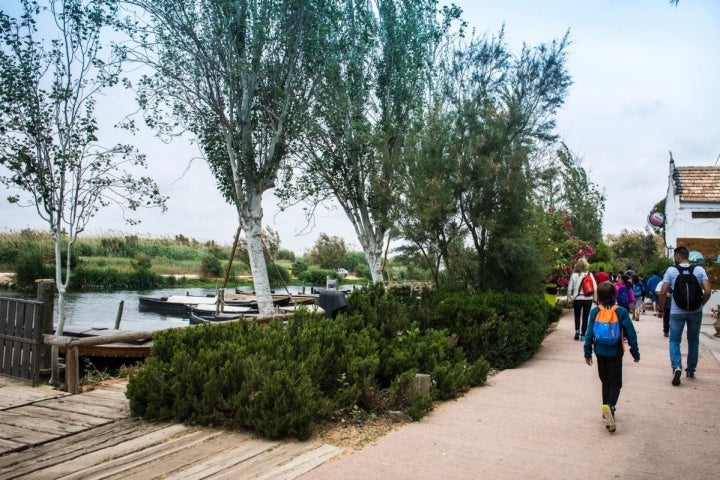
127, 286, 553, 440
14, 250, 51, 287
299, 267, 335, 286
199, 254, 222, 278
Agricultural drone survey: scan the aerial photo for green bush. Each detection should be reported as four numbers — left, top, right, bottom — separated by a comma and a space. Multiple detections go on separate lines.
14, 250, 52, 287
299, 267, 335, 286
199, 254, 222, 278
127, 286, 554, 440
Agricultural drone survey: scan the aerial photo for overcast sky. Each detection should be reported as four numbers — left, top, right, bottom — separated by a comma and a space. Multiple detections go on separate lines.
1, 0, 719, 254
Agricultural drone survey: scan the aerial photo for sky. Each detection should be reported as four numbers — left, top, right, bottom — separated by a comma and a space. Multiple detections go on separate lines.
1, 0, 719, 254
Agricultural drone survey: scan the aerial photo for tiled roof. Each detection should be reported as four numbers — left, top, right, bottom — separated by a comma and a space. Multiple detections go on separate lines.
672, 166, 720, 203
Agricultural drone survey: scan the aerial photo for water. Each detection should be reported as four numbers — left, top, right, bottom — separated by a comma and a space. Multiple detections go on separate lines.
0, 284, 359, 332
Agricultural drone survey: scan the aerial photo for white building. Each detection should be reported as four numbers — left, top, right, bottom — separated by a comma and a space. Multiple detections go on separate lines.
663, 156, 720, 287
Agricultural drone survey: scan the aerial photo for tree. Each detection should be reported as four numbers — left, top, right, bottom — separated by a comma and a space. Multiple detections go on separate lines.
0, 0, 166, 385
606, 229, 659, 273
446, 30, 572, 292
286, 0, 460, 284
123, 0, 332, 314
534, 143, 605, 244
306, 233, 347, 270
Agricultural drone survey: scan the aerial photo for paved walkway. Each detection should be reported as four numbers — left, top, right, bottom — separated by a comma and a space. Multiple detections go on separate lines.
301, 304, 720, 480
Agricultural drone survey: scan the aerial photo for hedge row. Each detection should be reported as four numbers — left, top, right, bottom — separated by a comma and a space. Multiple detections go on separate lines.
126, 284, 560, 440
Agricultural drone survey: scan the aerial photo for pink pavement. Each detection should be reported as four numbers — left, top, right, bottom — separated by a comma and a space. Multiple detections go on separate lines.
301, 309, 720, 480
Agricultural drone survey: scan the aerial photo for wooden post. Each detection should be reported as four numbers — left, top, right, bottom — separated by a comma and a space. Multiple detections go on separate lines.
35, 279, 55, 371
410, 373, 431, 398
66, 347, 80, 394
114, 300, 124, 329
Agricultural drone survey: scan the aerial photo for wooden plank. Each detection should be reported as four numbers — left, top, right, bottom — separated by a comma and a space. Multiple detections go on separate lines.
20, 423, 193, 480
0, 422, 58, 447
162, 437, 284, 480
0, 385, 67, 409
0, 421, 184, 480
0, 410, 80, 436
210, 441, 321, 480
43, 395, 129, 419
253, 444, 343, 480
8, 404, 115, 429
57, 429, 229, 480
68, 431, 260, 480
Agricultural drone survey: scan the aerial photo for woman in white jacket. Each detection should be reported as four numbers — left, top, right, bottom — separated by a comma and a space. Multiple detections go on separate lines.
567, 257, 598, 341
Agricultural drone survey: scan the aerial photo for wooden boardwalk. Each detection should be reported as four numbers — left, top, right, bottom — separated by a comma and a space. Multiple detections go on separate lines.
0, 377, 342, 479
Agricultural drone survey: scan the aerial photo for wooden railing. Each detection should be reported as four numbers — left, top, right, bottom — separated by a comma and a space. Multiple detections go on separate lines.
43, 330, 156, 394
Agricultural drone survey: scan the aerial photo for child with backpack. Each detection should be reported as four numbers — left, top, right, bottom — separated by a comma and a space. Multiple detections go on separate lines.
631, 274, 645, 321
584, 281, 640, 433
615, 275, 635, 312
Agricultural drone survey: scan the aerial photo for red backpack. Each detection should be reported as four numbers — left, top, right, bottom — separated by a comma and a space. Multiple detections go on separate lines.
581, 273, 594, 296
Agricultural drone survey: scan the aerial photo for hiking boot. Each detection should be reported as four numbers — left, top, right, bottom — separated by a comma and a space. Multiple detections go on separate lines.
602, 404, 616, 432
672, 368, 682, 386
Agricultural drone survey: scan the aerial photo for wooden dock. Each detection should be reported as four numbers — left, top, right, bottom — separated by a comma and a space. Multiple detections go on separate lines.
0, 377, 342, 479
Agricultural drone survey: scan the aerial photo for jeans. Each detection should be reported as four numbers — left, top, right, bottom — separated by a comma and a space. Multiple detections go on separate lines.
668, 311, 702, 373
573, 299, 593, 335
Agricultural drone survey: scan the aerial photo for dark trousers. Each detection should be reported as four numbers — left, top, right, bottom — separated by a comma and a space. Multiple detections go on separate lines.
573, 299, 593, 335
596, 354, 623, 407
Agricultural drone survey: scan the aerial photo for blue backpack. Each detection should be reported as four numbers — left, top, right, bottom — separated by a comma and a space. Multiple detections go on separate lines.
632, 281, 643, 298
593, 305, 622, 346
616, 285, 630, 309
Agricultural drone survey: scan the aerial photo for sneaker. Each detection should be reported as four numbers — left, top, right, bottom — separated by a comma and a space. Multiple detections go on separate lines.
672, 368, 682, 386
602, 404, 616, 432
574, 332, 580, 341
663, 332, 669, 338
686, 371, 695, 379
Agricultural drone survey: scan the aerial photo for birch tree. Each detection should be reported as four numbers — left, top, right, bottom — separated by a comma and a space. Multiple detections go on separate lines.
0, 0, 166, 384
123, 0, 331, 313
286, 0, 459, 284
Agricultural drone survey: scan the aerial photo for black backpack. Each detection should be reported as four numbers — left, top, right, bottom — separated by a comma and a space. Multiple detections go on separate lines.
672, 265, 704, 311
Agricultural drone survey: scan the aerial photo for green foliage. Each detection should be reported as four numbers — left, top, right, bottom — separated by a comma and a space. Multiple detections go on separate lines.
306, 234, 348, 270
607, 230, 660, 273
276, 248, 296, 261
291, 258, 309, 277
299, 267, 335, 286
267, 264, 291, 286
127, 285, 550, 439
14, 250, 52, 287
199, 254, 223, 278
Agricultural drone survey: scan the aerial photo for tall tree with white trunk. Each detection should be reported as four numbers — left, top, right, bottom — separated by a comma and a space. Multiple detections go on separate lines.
283, 0, 460, 284
123, 0, 332, 313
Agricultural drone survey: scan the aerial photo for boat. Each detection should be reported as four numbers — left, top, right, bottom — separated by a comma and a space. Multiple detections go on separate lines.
188, 311, 245, 325
139, 291, 319, 315
189, 303, 257, 315
138, 294, 217, 314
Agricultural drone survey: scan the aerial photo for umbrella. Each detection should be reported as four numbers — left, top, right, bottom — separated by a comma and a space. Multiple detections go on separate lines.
688, 251, 704, 264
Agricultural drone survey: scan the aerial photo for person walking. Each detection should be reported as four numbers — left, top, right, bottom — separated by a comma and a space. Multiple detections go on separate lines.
658, 246, 711, 385
645, 270, 662, 315
594, 266, 610, 284
584, 281, 640, 433
567, 257, 597, 341
631, 274, 645, 320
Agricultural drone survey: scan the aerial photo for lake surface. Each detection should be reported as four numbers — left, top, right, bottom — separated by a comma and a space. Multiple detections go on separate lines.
0, 284, 358, 332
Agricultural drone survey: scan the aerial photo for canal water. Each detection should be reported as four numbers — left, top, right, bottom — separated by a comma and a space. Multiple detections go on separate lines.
0, 284, 350, 332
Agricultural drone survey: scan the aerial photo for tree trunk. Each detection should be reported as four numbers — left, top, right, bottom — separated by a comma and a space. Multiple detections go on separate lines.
240, 201, 274, 316
358, 233, 384, 284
